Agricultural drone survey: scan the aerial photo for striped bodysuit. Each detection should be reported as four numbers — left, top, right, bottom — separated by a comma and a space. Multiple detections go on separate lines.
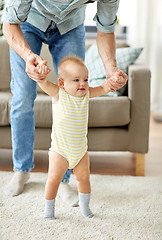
50, 88, 89, 169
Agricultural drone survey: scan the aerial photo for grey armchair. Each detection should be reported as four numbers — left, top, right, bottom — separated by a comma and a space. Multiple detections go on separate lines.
0, 39, 151, 176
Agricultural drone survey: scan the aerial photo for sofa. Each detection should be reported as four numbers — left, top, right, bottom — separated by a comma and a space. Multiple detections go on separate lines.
0, 38, 151, 176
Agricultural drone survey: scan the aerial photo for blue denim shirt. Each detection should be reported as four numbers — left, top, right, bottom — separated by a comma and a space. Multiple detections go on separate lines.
3, 0, 119, 35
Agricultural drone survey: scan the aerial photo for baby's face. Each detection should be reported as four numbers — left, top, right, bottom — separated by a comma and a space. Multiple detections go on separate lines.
60, 63, 89, 97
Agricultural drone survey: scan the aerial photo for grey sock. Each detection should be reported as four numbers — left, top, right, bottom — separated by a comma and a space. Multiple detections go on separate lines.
79, 192, 94, 218
44, 199, 55, 220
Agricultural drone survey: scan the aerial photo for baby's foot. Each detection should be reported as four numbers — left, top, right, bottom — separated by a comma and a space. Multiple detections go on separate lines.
44, 199, 55, 220
79, 192, 94, 218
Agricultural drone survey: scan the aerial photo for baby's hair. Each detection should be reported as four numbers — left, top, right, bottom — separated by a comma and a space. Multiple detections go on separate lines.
58, 55, 86, 78
58, 55, 85, 68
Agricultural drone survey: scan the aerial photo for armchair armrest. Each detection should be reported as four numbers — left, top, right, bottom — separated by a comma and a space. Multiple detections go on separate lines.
128, 64, 151, 153
0, 38, 11, 90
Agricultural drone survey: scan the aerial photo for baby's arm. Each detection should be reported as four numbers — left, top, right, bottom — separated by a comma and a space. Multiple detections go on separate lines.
89, 76, 125, 98
37, 63, 59, 97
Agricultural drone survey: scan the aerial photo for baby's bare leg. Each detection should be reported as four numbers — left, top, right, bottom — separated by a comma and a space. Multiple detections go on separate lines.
73, 152, 93, 218
45, 151, 69, 200
44, 151, 69, 220
73, 152, 90, 193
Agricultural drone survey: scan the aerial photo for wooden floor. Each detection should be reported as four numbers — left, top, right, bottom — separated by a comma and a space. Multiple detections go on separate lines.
0, 115, 162, 176
144, 115, 162, 176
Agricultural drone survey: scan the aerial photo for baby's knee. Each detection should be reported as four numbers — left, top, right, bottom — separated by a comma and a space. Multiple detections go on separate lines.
75, 171, 90, 183
48, 173, 62, 184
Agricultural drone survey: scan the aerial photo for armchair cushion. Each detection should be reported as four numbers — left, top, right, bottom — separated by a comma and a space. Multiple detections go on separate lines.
85, 45, 143, 96
89, 96, 130, 127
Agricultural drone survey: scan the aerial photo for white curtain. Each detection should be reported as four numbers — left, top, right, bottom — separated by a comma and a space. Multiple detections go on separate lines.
127, 0, 162, 115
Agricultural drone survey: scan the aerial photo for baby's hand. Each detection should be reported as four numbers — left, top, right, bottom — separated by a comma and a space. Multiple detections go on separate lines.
106, 68, 127, 92
111, 75, 126, 91
102, 76, 123, 93
105, 75, 126, 93
37, 61, 50, 75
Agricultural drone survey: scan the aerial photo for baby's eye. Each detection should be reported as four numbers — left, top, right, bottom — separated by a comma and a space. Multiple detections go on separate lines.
73, 79, 79, 82
84, 79, 88, 82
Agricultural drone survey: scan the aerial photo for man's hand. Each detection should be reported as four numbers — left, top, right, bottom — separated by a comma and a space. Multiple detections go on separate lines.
106, 67, 128, 92
26, 54, 51, 82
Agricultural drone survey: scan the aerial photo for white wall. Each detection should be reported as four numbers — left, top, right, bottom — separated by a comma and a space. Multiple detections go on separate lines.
127, 0, 162, 114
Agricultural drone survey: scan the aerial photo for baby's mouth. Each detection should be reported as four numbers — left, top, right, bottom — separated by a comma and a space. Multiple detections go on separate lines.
78, 88, 85, 91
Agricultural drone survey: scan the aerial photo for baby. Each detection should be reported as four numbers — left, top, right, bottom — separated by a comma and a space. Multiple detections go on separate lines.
37, 55, 122, 220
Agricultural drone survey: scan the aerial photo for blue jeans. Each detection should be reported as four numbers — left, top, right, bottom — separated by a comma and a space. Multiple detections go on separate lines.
10, 22, 85, 182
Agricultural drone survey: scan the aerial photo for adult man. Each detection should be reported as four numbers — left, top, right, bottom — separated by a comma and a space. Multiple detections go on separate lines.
3, 0, 127, 205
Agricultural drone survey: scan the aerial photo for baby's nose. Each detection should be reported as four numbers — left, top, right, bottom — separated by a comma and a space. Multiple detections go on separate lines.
80, 81, 85, 86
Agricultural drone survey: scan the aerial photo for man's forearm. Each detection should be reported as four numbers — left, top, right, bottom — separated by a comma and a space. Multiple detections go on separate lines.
3, 21, 32, 62
96, 29, 128, 89
96, 30, 117, 75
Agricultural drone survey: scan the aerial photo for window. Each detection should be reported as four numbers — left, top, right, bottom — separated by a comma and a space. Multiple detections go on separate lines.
85, 2, 97, 27
85, 0, 132, 38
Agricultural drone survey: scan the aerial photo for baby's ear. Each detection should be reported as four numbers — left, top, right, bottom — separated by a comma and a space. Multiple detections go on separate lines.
58, 78, 64, 88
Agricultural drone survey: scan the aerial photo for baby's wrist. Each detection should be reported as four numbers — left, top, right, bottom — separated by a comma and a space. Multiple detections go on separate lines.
37, 78, 48, 84
101, 82, 110, 94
